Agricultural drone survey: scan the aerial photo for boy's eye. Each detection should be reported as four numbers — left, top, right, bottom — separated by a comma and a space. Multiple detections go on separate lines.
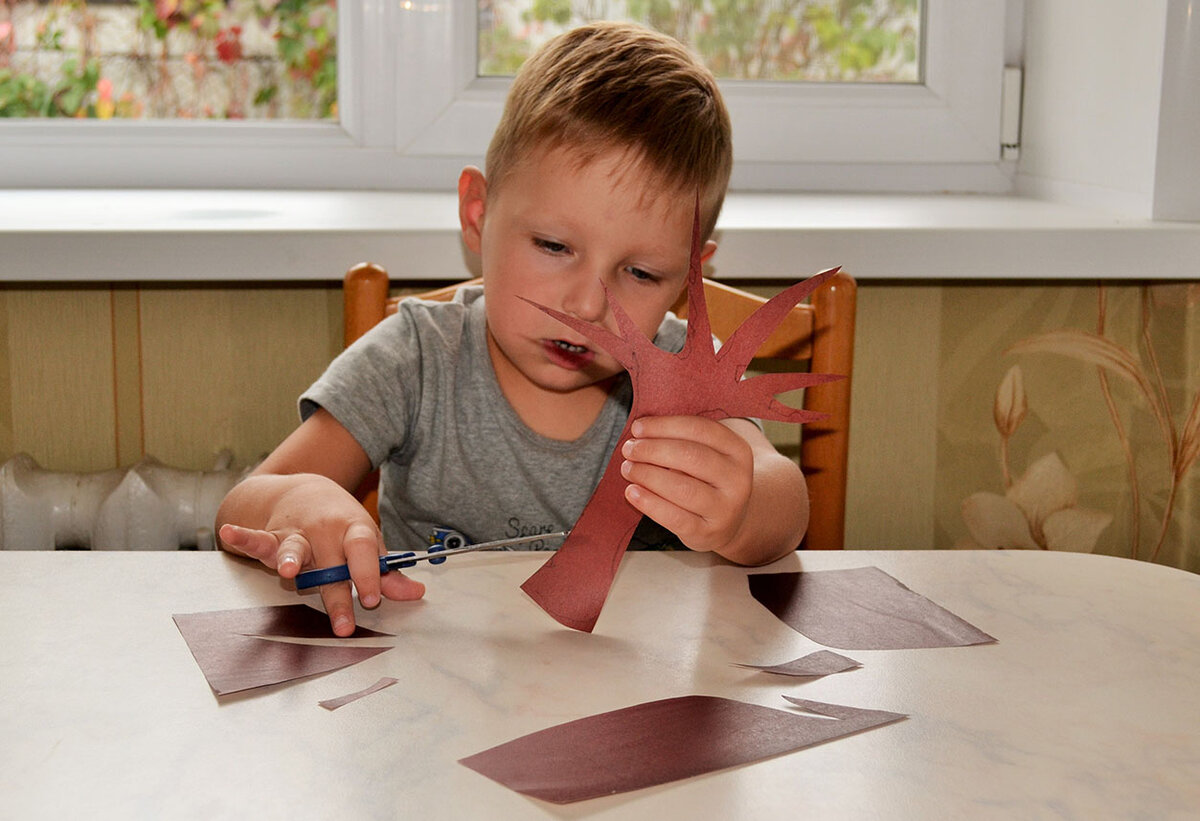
533, 237, 568, 254
626, 266, 659, 283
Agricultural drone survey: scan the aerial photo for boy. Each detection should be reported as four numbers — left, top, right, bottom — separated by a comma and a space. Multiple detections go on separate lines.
217, 22, 809, 636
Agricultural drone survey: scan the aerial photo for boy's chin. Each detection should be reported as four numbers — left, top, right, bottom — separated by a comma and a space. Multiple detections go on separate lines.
535, 366, 622, 395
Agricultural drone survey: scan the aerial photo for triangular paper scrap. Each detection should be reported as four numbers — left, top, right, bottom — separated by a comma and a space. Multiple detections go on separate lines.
173, 605, 393, 696
735, 649, 861, 677
748, 566, 996, 650
459, 695, 904, 804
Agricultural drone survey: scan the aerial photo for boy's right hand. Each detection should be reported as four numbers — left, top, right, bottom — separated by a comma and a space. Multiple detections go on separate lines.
218, 474, 425, 636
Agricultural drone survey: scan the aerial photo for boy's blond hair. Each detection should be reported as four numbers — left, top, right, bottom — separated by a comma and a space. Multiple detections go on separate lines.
486, 21, 732, 239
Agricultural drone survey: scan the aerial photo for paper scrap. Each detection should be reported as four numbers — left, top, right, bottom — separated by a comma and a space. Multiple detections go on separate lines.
173, 605, 394, 696
459, 695, 904, 804
520, 204, 842, 632
735, 649, 861, 677
319, 676, 400, 711
748, 566, 996, 650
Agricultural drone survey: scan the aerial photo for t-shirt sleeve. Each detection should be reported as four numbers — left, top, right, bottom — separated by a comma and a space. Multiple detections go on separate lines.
299, 308, 425, 468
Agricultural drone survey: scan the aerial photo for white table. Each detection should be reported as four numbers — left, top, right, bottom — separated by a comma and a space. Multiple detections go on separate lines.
1, 549, 1197, 820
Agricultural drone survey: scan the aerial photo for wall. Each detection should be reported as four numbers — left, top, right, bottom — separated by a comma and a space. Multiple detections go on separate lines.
1017, 0, 1200, 222
3, 278, 1197, 574
0, 284, 344, 472
1018, 0, 1168, 213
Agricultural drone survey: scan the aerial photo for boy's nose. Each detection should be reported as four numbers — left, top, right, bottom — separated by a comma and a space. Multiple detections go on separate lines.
561, 275, 607, 324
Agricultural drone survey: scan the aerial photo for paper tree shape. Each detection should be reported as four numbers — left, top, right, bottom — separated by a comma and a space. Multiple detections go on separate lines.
520, 205, 843, 631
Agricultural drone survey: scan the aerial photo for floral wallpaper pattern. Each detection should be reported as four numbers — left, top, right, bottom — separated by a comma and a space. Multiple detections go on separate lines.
941, 282, 1199, 573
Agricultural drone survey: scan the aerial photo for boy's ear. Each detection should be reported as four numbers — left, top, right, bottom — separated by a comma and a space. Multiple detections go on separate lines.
700, 240, 718, 264
458, 166, 488, 255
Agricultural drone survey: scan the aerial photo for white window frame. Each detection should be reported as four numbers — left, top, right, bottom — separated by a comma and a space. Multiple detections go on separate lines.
0, 0, 1010, 193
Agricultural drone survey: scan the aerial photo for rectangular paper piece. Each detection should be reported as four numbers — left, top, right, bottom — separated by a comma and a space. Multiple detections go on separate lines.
173, 605, 393, 697
319, 677, 400, 711
735, 649, 861, 677
748, 566, 996, 650
459, 695, 905, 804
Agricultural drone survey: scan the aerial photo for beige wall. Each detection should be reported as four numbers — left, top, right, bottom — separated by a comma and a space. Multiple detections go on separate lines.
2, 279, 1197, 572
0, 284, 344, 472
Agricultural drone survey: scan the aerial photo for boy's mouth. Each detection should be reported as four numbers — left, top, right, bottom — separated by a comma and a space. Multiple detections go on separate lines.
543, 338, 595, 370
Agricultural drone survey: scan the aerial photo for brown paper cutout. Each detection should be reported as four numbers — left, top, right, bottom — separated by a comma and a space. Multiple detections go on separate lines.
520, 204, 842, 632
173, 605, 394, 696
748, 566, 997, 650
459, 695, 904, 804
734, 649, 861, 677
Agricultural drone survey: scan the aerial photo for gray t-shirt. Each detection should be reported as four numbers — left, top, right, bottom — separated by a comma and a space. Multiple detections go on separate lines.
301, 286, 686, 552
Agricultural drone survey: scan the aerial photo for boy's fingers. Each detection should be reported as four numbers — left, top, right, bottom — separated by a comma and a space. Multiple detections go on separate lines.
624, 482, 699, 541
343, 523, 384, 608
381, 571, 426, 602
319, 583, 358, 636
275, 532, 310, 578
219, 523, 282, 564
623, 460, 711, 518
630, 415, 738, 447
623, 436, 719, 483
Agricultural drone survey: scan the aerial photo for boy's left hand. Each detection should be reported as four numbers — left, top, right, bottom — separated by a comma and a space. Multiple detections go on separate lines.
619, 415, 753, 554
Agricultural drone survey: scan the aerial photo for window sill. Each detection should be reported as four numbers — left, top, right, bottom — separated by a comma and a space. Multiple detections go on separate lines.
2, 189, 1197, 282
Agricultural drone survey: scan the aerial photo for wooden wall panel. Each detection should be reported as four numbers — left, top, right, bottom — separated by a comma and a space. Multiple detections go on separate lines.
109, 287, 145, 467
844, 284, 942, 550
138, 284, 341, 471
0, 287, 118, 472
0, 290, 12, 461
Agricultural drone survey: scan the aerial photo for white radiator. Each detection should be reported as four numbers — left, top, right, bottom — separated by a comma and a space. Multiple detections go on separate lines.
0, 452, 249, 550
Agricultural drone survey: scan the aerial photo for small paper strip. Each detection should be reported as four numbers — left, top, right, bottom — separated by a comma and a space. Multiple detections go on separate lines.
319, 676, 400, 711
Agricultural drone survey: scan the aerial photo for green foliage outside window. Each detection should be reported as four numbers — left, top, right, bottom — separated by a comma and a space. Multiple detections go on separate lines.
0, 0, 337, 119
479, 0, 921, 82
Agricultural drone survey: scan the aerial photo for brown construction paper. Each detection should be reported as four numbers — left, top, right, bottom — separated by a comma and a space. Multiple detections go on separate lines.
459, 695, 905, 804
173, 605, 394, 696
319, 676, 400, 711
748, 566, 997, 650
521, 205, 842, 632
734, 649, 861, 677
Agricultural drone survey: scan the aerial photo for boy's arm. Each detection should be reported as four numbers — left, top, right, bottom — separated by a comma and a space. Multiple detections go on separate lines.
618, 415, 808, 566
216, 408, 424, 636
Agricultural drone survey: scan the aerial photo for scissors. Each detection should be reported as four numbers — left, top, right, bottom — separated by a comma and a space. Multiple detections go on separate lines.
294, 531, 568, 590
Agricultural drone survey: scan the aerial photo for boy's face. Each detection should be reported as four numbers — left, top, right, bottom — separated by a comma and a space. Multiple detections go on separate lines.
460, 144, 716, 400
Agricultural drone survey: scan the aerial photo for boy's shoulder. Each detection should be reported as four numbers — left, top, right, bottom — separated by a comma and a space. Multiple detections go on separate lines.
401, 283, 484, 314
374, 284, 485, 337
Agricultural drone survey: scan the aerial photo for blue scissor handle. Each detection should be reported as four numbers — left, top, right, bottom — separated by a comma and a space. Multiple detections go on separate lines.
295, 552, 416, 590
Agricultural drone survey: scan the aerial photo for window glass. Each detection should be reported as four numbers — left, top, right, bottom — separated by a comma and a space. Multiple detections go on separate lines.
0, 0, 336, 119
478, 0, 921, 83
0, 1, 1004, 192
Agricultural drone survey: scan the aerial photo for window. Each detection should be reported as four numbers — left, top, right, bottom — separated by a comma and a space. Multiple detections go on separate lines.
0, 0, 337, 120
0, 0, 1010, 192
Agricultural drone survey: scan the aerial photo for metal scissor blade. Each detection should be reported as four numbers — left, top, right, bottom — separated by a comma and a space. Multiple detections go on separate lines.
296, 531, 569, 590
384, 530, 569, 569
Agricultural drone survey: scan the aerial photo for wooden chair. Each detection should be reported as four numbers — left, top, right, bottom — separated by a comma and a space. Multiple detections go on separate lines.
343, 262, 856, 549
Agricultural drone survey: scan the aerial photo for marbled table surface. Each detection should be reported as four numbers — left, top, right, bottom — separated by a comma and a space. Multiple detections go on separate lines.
1, 549, 1197, 820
